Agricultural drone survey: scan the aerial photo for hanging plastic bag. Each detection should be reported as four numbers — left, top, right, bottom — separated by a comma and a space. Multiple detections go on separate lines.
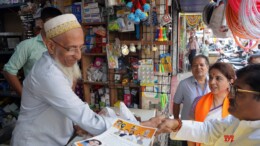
208, 2, 230, 38
106, 0, 117, 7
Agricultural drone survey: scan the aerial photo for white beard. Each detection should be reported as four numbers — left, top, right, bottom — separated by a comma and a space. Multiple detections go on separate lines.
54, 59, 82, 82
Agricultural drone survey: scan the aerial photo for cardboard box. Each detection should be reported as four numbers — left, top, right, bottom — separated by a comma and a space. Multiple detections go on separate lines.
84, 2, 99, 9
83, 0, 105, 4
83, 0, 98, 3
83, 14, 103, 23
84, 7, 100, 14
83, 14, 91, 18
84, 19, 93, 23
63, 0, 72, 6
83, 13, 101, 19
91, 17, 102, 23
71, 2, 82, 23
141, 95, 160, 109
85, 35, 95, 45
83, 18, 102, 23
91, 13, 100, 17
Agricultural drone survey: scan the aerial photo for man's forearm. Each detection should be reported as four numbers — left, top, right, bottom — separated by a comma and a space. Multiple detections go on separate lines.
3, 71, 22, 97
173, 103, 180, 119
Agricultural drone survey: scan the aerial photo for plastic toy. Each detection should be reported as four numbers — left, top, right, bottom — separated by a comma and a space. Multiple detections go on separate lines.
163, 27, 168, 41
155, 27, 168, 41
158, 26, 163, 41
126, 0, 151, 24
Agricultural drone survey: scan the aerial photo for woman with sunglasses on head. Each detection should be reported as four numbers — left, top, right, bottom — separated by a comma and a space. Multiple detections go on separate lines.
188, 62, 236, 146
157, 64, 260, 146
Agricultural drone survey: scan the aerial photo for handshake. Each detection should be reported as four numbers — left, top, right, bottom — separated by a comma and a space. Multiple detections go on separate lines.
141, 115, 182, 136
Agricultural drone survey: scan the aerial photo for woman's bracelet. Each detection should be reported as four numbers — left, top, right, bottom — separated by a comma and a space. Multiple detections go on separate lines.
172, 119, 182, 132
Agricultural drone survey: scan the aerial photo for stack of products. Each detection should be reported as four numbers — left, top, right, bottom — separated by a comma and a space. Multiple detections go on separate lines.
82, 1, 104, 23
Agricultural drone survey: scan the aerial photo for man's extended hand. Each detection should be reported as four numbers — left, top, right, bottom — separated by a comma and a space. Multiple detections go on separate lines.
74, 125, 89, 136
140, 115, 166, 128
156, 118, 179, 135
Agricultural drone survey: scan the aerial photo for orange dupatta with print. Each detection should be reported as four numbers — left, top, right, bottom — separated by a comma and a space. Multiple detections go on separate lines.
195, 92, 230, 122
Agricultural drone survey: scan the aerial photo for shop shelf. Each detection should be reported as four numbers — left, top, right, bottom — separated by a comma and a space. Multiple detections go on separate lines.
0, 3, 24, 9
0, 91, 20, 98
112, 83, 139, 88
83, 53, 107, 56
120, 40, 173, 45
82, 22, 107, 26
83, 80, 108, 85
0, 50, 14, 55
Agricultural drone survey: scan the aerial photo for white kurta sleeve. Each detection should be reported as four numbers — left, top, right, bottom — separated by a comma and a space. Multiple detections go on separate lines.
170, 117, 233, 145
32, 64, 115, 136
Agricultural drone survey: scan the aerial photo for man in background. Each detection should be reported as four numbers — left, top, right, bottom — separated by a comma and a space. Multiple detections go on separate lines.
173, 55, 210, 146
201, 40, 209, 57
248, 54, 260, 64
2, 7, 62, 97
188, 36, 199, 66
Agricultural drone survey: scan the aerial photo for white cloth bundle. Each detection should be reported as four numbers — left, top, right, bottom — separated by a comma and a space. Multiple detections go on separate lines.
208, 2, 231, 38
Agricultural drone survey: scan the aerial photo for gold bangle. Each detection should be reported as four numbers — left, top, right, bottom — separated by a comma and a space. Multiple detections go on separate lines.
172, 119, 182, 132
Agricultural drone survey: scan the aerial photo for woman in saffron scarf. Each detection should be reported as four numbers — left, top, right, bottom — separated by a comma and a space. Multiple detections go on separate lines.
189, 62, 236, 146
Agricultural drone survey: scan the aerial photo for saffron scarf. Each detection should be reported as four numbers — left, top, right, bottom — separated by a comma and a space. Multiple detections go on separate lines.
195, 92, 230, 122
194, 92, 229, 146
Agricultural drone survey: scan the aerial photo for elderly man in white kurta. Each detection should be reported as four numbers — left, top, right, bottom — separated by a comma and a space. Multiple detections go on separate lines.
10, 14, 114, 146
11, 14, 162, 146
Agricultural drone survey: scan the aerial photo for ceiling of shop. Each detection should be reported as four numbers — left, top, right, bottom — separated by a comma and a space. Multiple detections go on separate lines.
176, 0, 211, 13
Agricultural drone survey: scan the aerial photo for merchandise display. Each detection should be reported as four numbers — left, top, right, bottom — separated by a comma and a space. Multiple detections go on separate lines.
138, 59, 154, 86
0, 0, 174, 119
105, 0, 172, 109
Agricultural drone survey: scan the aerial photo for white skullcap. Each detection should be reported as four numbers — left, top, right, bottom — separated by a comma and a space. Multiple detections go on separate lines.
44, 14, 81, 39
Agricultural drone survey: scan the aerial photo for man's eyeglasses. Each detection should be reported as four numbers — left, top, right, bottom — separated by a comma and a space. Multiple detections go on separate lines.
51, 39, 85, 54
229, 85, 260, 98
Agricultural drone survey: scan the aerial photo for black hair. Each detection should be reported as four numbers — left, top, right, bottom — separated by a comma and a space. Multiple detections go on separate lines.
209, 62, 236, 81
192, 55, 210, 66
248, 54, 260, 64
40, 7, 62, 22
236, 64, 260, 100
